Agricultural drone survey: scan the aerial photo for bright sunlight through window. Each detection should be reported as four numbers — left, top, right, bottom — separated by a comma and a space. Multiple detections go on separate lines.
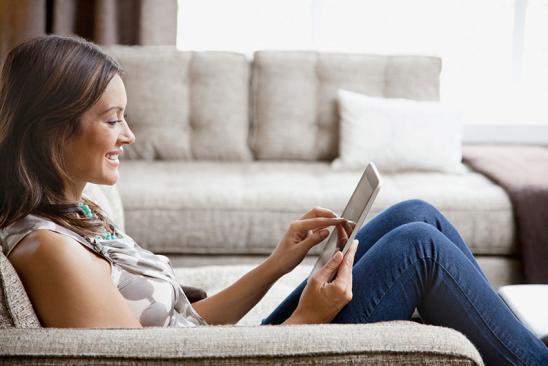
177, 0, 548, 126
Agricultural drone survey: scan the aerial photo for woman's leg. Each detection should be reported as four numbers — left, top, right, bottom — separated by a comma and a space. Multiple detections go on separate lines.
353, 199, 486, 281
262, 198, 482, 325
333, 222, 548, 366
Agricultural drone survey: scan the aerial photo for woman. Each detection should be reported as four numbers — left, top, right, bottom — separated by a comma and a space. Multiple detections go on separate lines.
0, 35, 546, 365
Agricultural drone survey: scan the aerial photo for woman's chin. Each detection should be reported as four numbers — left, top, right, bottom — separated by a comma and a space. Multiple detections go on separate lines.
95, 171, 119, 185
104, 173, 119, 185
98, 161, 120, 185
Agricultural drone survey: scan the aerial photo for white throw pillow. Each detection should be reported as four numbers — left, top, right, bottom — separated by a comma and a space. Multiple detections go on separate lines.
333, 90, 465, 174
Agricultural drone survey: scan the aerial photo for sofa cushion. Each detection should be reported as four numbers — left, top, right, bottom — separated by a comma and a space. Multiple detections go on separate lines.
117, 161, 515, 256
334, 89, 464, 174
176, 264, 313, 325
103, 46, 252, 161
251, 51, 441, 161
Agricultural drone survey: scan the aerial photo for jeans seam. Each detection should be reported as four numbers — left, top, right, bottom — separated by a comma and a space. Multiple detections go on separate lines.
365, 255, 528, 366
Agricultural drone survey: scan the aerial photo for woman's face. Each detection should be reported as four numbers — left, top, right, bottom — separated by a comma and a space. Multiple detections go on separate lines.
63, 74, 135, 193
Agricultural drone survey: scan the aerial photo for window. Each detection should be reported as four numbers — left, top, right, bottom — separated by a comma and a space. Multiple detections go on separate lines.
178, 0, 548, 126
177, 0, 314, 54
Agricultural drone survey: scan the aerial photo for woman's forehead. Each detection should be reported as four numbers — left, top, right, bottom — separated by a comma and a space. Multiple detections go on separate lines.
91, 75, 126, 116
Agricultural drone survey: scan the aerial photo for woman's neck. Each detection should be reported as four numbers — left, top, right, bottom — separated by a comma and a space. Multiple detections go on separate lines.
64, 181, 86, 203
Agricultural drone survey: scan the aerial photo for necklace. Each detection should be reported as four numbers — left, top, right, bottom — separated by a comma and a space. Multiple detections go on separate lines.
78, 202, 118, 241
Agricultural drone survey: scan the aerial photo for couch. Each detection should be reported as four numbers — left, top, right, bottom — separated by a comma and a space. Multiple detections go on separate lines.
1, 47, 520, 365
104, 47, 521, 289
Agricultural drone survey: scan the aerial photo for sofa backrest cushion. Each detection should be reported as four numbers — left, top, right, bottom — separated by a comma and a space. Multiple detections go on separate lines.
250, 51, 442, 161
103, 46, 252, 161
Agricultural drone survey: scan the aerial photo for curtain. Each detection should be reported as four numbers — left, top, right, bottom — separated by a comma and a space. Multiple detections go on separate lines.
0, 0, 177, 65
0, 0, 47, 65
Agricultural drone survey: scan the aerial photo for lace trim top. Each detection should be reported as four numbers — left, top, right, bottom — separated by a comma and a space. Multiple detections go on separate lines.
0, 214, 207, 327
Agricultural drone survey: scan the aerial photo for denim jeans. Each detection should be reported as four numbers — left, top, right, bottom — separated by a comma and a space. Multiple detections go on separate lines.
261, 199, 548, 366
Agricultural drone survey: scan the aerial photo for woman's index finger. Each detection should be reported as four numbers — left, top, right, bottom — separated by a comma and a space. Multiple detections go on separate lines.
294, 217, 346, 232
299, 207, 338, 220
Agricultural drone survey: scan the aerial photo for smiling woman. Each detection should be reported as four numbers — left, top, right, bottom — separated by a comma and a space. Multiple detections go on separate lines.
0, 35, 131, 236
0, 35, 220, 328
63, 73, 134, 196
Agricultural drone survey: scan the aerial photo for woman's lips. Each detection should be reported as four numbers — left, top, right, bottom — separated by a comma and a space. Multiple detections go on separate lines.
105, 152, 119, 166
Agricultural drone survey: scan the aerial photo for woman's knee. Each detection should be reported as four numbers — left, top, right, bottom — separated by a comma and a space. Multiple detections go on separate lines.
354, 199, 443, 256
380, 222, 447, 259
396, 198, 439, 215
385, 199, 440, 224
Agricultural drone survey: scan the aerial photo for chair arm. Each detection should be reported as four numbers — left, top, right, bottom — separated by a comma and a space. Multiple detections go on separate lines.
0, 321, 483, 365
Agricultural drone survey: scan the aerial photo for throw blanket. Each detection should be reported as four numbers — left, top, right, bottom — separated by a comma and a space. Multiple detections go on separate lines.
463, 145, 548, 284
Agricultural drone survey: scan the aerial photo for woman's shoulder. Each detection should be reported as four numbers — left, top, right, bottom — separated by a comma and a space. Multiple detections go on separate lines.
3, 213, 54, 230
8, 227, 103, 290
1, 214, 50, 254
1, 213, 92, 258
8, 226, 141, 327
8, 228, 81, 264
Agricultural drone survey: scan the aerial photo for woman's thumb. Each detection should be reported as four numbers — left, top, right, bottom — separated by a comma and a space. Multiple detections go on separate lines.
315, 250, 343, 282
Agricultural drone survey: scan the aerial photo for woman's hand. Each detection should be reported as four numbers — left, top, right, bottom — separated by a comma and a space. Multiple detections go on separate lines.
285, 240, 358, 324
267, 207, 347, 277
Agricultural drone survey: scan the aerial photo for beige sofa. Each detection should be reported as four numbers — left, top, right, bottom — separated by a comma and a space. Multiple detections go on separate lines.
105, 46, 521, 289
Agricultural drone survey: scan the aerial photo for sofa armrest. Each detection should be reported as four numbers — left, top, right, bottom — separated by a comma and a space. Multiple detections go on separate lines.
0, 321, 483, 365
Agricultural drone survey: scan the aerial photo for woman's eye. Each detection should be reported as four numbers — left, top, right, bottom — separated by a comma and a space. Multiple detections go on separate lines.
106, 120, 122, 126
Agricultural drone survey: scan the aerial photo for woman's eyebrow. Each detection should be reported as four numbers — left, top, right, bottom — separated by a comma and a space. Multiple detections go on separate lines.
99, 106, 123, 115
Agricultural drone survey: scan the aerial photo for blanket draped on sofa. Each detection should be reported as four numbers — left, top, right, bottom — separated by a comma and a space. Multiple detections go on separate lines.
463, 145, 548, 283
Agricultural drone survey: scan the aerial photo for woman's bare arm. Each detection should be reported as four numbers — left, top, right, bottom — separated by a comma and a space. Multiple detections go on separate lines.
192, 209, 347, 325
8, 229, 142, 328
191, 258, 281, 325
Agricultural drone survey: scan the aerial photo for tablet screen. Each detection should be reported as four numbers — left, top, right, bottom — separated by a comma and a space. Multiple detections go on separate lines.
310, 166, 380, 277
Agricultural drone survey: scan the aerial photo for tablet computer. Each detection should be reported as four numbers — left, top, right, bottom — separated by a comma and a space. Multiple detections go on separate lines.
309, 162, 381, 279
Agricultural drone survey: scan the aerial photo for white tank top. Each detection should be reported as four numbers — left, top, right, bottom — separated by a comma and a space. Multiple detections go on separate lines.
0, 214, 207, 327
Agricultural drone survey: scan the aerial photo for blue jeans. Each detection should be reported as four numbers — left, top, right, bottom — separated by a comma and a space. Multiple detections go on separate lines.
261, 199, 548, 366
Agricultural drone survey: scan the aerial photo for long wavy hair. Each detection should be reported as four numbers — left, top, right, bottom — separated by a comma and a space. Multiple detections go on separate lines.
0, 35, 122, 237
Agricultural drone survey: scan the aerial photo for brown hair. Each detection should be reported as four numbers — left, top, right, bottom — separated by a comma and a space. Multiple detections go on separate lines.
0, 35, 121, 237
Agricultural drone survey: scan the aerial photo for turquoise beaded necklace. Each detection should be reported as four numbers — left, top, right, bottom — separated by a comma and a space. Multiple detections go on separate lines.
78, 202, 118, 241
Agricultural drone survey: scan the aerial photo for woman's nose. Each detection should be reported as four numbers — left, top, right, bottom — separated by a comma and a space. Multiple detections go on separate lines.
120, 120, 135, 145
